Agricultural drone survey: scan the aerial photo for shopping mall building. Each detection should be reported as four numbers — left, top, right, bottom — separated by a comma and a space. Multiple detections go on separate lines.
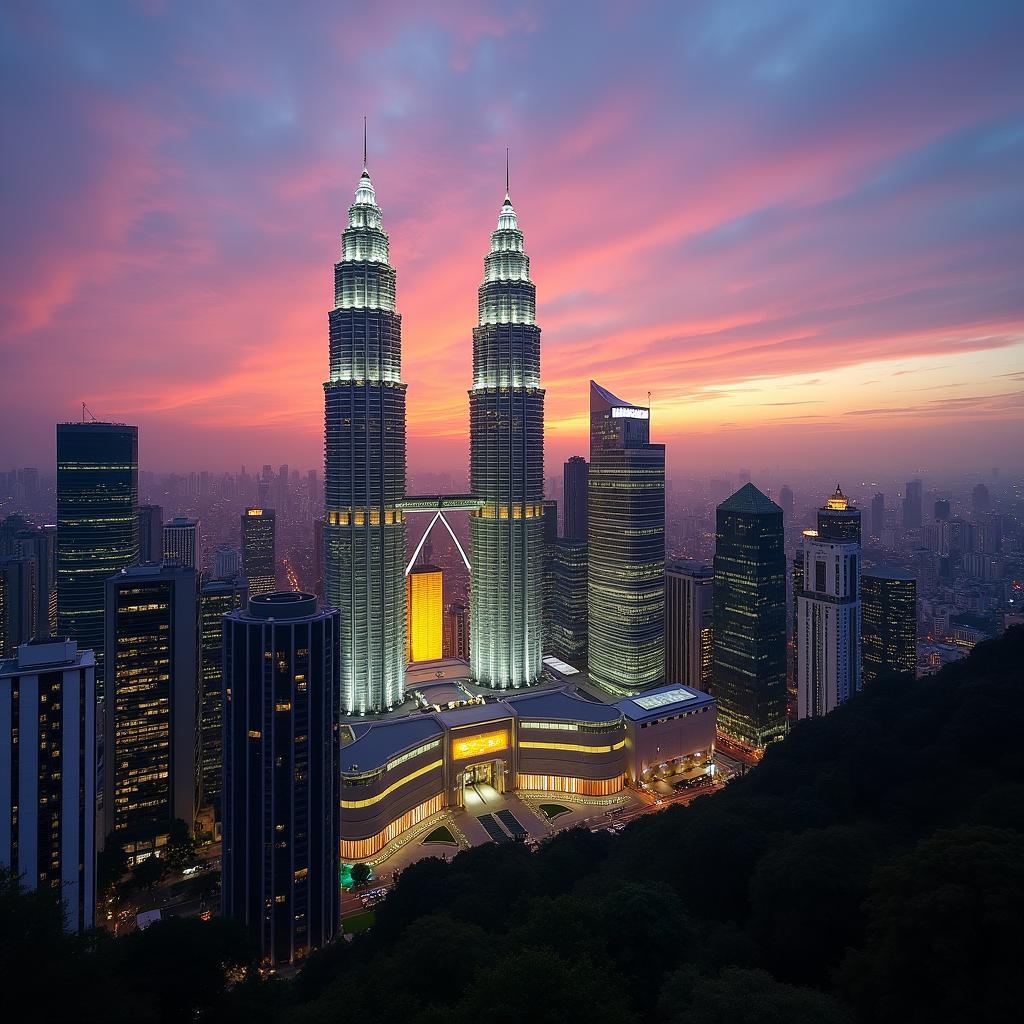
339, 683, 715, 860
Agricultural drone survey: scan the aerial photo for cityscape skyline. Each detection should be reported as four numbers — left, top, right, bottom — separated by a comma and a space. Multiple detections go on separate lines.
2, 2, 1023, 476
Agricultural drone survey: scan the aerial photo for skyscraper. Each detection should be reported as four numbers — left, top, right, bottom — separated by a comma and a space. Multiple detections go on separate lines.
902, 478, 923, 530
550, 539, 588, 664
543, 499, 558, 650
444, 602, 470, 661
972, 483, 991, 513
214, 544, 241, 580
712, 484, 787, 750
797, 487, 861, 719
198, 575, 247, 812
587, 381, 665, 696
862, 569, 917, 683
323, 150, 407, 714
870, 492, 885, 541
13, 524, 56, 637
138, 504, 163, 563
406, 565, 443, 663
1, 638, 96, 931
665, 562, 714, 690
102, 563, 200, 844
0, 556, 34, 655
241, 507, 276, 598
469, 175, 545, 689
222, 593, 340, 966
56, 421, 139, 693
163, 516, 202, 570
777, 484, 794, 519
563, 456, 589, 542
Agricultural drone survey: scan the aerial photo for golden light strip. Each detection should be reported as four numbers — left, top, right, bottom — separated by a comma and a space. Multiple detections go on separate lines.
340, 759, 443, 808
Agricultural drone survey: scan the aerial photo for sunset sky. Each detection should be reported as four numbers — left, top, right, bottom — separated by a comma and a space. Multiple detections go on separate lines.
2, 0, 1022, 479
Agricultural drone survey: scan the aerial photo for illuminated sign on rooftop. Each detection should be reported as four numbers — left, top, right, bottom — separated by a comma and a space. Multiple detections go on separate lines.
611, 407, 649, 420
632, 688, 697, 711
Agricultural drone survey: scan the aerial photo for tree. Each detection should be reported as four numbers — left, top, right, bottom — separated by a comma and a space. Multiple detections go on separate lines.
131, 854, 169, 891
166, 817, 198, 872
350, 862, 371, 888
97, 833, 130, 895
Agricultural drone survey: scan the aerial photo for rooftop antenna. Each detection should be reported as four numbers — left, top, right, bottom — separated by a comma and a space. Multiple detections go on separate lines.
505, 147, 509, 196
362, 115, 367, 170
81, 402, 96, 422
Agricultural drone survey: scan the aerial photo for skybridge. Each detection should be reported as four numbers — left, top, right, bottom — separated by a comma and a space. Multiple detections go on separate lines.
400, 494, 483, 574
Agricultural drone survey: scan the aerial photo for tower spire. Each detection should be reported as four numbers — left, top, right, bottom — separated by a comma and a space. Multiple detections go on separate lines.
505, 147, 509, 197
362, 116, 367, 171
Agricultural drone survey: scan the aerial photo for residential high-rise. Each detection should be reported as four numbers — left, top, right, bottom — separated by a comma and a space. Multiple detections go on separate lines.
199, 576, 247, 812
563, 456, 589, 542
102, 564, 200, 845
862, 569, 917, 683
241, 508, 276, 597
1, 638, 96, 931
214, 544, 241, 580
163, 516, 202, 570
550, 538, 588, 664
870, 493, 885, 541
665, 562, 714, 690
444, 602, 470, 661
712, 484, 787, 750
902, 479, 923, 530
0, 556, 34, 655
222, 593, 340, 966
406, 565, 443, 663
587, 381, 665, 696
13, 524, 57, 637
323, 151, 407, 714
797, 487, 861, 719
934, 499, 951, 522
138, 504, 163, 563
56, 421, 139, 693
469, 177, 545, 690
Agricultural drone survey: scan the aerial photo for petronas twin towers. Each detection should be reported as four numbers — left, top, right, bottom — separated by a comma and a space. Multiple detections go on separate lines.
324, 151, 545, 714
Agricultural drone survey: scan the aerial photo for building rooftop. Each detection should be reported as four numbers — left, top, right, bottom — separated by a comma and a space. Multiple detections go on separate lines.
339, 716, 444, 773
863, 567, 916, 581
436, 701, 515, 728
505, 688, 623, 724
717, 482, 781, 516
617, 685, 716, 722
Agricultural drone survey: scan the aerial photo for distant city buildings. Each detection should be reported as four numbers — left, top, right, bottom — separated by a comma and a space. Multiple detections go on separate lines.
222, 593, 340, 966
665, 562, 714, 690
56, 421, 139, 693
214, 544, 241, 580
902, 478, 923, 531
469, 183, 545, 690
587, 381, 665, 696
102, 563, 200, 851
138, 504, 163, 563
712, 484, 787, 749
797, 487, 861, 719
862, 569, 917, 683
241, 507, 276, 597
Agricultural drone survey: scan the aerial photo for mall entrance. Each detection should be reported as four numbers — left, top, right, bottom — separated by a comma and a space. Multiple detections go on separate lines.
458, 758, 505, 808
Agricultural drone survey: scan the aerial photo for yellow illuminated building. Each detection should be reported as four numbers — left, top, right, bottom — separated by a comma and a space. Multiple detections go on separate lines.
451, 729, 509, 761
406, 565, 443, 663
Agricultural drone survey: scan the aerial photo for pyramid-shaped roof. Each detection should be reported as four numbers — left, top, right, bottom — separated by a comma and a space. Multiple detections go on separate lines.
718, 482, 782, 516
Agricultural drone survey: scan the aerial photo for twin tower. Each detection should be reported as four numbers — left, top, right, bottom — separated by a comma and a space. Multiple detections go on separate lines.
323, 157, 545, 714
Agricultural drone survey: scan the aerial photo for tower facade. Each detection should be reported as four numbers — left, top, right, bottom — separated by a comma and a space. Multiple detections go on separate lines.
665, 562, 714, 690
241, 508, 276, 598
222, 593, 340, 966
163, 516, 202, 570
862, 569, 916, 683
323, 160, 406, 713
587, 381, 665, 696
56, 422, 139, 693
712, 484, 787, 749
469, 184, 545, 688
563, 456, 589, 542
797, 488, 861, 719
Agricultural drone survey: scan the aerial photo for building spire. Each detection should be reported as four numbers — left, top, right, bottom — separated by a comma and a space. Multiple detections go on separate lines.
504, 147, 511, 206
362, 116, 368, 176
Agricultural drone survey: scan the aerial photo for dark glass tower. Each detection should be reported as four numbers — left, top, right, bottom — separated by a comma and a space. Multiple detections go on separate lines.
323, 160, 406, 714
56, 422, 139, 693
241, 507, 276, 597
563, 456, 589, 541
862, 569, 916, 683
587, 381, 665, 696
712, 483, 787, 749
222, 593, 340, 966
469, 184, 545, 688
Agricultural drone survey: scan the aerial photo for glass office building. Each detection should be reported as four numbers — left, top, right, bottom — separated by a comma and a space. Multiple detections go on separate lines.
241, 508, 276, 598
323, 160, 406, 714
862, 569, 917, 683
469, 186, 545, 688
587, 382, 665, 696
712, 483, 787, 749
222, 593, 340, 966
56, 422, 139, 694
